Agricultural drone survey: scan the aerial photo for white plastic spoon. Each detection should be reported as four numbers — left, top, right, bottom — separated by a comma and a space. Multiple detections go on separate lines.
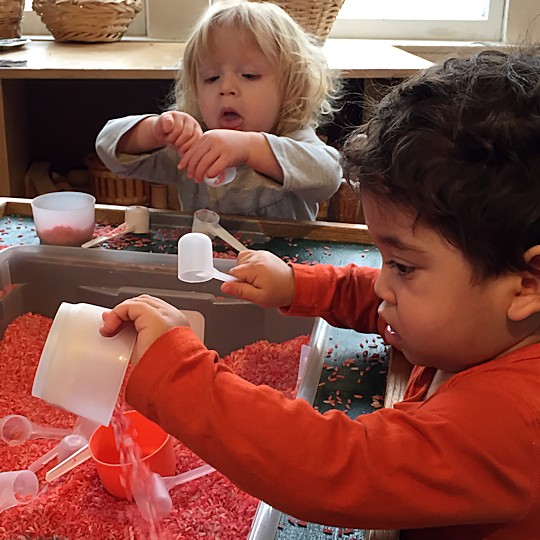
132, 463, 216, 522
192, 209, 247, 252
81, 205, 150, 248
178, 232, 240, 283
0, 414, 71, 446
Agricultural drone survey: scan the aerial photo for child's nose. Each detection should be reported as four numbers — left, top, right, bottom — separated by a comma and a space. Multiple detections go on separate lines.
373, 267, 396, 305
219, 74, 238, 96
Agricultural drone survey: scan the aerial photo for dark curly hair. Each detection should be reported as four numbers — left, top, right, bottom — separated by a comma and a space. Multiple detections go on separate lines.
343, 48, 540, 282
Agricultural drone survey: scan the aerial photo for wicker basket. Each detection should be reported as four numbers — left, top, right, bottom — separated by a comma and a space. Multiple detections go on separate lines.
0, 0, 24, 39
85, 154, 150, 206
249, 0, 345, 41
32, 0, 142, 42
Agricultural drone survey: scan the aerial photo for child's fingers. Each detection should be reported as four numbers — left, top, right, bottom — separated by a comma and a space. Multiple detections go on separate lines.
159, 112, 175, 134
220, 281, 265, 304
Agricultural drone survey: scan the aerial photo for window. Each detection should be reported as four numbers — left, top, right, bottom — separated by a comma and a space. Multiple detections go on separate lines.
330, 0, 507, 41
20, 0, 535, 44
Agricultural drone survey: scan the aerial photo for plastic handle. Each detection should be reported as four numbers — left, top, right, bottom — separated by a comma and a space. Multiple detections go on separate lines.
162, 463, 216, 491
45, 443, 91, 482
81, 222, 134, 248
212, 268, 239, 283
28, 443, 61, 473
210, 224, 247, 252
30, 424, 72, 440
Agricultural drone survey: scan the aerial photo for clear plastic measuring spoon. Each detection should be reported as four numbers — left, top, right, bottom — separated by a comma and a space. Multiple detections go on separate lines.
0, 470, 39, 513
203, 167, 236, 187
42, 416, 101, 482
28, 434, 88, 474
192, 209, 247, 252
81, 205, 150, 248
132, 463, 216, 522
0, 414, 71, 446
178, 232, 240, 283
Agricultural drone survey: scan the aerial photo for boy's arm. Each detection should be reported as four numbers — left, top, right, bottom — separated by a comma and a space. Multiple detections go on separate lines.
285, 263, 385, 335
224, 251, 384, 336
127, 327, 536, 530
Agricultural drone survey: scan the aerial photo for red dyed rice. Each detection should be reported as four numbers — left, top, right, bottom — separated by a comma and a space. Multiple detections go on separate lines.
0, 314, 307, 539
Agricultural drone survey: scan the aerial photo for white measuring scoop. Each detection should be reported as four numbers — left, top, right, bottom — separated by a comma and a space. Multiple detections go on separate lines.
81, 205, 150, 248
192, 209, 247, 252
178, 232, 239, 283
132, 463, 216, 522
28, 434, 88, 474
203, 167, 237, 187
0, 414, 71, 446
0, 470, 39, 513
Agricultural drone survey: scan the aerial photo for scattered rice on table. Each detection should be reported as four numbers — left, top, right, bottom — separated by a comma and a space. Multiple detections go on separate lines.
1, 314, 308, 539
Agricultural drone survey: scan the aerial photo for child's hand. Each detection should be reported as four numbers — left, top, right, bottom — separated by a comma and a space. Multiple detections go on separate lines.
221, 250, 295, 308
100, 295, 191, 364
178, 130, 250, 183
152, 111, 203, 154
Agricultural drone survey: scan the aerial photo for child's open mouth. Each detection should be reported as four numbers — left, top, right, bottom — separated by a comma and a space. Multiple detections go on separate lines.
219, 110, 243, 130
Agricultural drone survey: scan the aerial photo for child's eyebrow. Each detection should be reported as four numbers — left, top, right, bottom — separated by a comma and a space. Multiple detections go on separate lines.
378, 235, 427, 254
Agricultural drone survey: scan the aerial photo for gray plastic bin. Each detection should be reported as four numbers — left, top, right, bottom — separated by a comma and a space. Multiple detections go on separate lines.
0, 244, 330, 540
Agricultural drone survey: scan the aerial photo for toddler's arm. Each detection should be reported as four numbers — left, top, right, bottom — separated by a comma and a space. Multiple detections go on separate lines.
100, 294, 191, 364
117, 111, 203, 156
221, 250, 295, 308
178, 130, 282, 184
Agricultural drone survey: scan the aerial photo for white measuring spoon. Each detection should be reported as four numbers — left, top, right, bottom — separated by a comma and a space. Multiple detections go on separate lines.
178, 232, 240, 283
203, 167, 236, 187
132, 463, 216, 522
0, 414, 71, 446
28, 434, 88, 474
45, 443, 91, 482
192, 209, 247, 252
81, 205, 150, 248
0, 470, 39, 513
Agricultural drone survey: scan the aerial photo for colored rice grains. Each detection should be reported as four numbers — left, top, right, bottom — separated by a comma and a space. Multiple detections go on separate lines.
0, 314, 307, 539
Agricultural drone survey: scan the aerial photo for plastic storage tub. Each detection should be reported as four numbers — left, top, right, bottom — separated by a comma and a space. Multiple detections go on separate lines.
0, 244, 331, 540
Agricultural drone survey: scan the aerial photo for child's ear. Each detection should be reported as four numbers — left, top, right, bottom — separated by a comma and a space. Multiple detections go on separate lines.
507, 245, 540, 321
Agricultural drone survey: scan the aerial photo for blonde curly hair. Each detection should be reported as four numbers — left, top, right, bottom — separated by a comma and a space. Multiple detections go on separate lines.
173, 0, 341, 136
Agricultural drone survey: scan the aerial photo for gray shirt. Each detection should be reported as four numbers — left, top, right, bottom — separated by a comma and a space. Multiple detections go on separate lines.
96, 114, 342, 220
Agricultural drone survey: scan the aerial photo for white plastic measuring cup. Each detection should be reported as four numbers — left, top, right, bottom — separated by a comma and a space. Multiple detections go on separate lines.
178, 232, 239, 283
0, 470, 39, 513
203, 167, 236, 187
31, 191, 95, 246
0, 414, 71, 446
192, 209, 247, 252
32, 302, 137, 426
132, 463, 216, 522
81, 205, 150, 248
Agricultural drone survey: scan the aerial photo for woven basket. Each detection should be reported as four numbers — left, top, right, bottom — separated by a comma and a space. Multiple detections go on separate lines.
85, 154, 150, 206
32, 0, 141, 42
0, 0, 24, 39
249, 0, 345, 41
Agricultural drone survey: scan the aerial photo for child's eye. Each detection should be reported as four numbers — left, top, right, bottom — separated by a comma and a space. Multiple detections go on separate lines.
387, 260, 414, 276
204, 75, 219, 83
242, 73, 259, 80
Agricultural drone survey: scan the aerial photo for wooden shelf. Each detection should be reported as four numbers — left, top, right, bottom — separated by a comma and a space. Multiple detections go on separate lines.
0, 39, 431, 79
0, 39, 431, 202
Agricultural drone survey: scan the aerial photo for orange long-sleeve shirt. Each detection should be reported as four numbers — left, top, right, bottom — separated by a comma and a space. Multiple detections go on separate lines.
126, 263, 540, 539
